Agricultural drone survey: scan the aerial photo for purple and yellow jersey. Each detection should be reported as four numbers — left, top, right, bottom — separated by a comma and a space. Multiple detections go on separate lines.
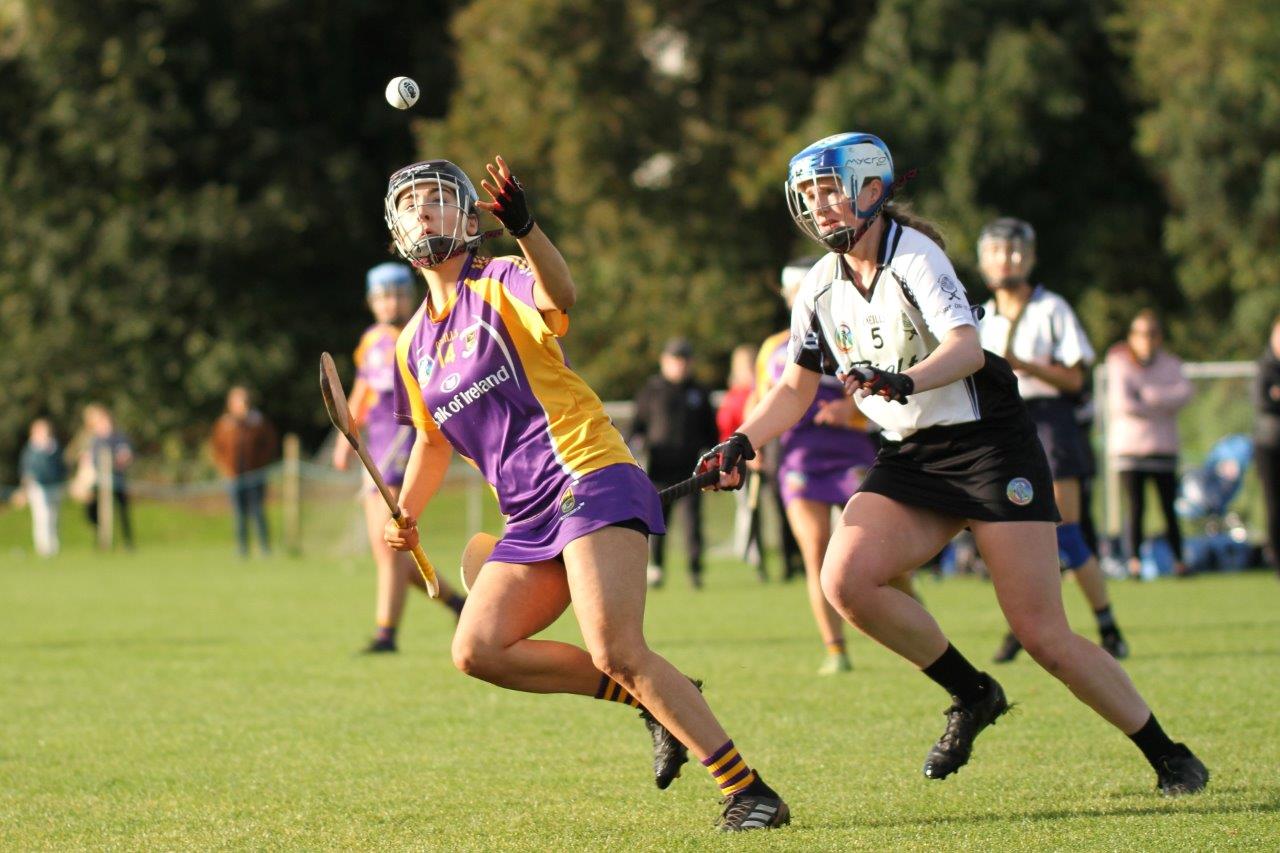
758, 330, 876, 471
392, 254, 638, 521
354, 323, 410, 473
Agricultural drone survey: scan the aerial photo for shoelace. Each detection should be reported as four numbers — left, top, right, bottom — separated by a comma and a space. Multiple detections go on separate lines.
937, 705, 975, 751
717, 795, 756, 827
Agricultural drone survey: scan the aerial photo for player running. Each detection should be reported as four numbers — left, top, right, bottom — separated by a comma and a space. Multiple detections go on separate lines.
380, 155, 789, 831
333, 262, 466, 653
755, 259, 883, 675
700, 133, 1207, 795
976, 218, 1129, 663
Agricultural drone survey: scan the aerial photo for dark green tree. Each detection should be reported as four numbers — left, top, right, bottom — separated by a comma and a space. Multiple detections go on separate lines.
1122, 0, 1280, 355
794, 0, 1176, 350
0, 0, 455, 482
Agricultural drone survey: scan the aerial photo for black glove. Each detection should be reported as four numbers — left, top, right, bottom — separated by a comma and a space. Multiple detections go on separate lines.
487, 174, 535, 238
848, 366, 914, 405
693, 432, 755, 491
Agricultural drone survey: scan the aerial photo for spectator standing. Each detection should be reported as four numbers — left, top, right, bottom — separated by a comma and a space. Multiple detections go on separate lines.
1253, 316, 1280, 575
631, 337, 720, 588
19, 418, 67, 557
211, 386, 278, 557
81, 404, 135, 549
1105, 311, 1193, 578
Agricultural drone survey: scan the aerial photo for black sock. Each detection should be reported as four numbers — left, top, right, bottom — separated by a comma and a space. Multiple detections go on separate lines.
1094, 605, 1116, 631
922, 644, 986, 705
447, 593, 466, 615
1129, 713, 1179, 767
376, 625, 397, 643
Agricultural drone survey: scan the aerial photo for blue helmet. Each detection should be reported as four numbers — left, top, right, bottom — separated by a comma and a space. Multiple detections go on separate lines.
785, 133, 894, 252
366, 262, 414, 297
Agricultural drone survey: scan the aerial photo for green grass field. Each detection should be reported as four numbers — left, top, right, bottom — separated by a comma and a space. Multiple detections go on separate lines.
1, 497, 1278, 850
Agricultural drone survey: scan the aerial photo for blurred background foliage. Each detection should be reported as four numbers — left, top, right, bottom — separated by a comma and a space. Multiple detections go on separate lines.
2, 0, 1278, 480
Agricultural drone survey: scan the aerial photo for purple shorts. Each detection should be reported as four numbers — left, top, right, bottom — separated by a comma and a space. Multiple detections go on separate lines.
489, 463, 666, 565
778, 458, 865, 509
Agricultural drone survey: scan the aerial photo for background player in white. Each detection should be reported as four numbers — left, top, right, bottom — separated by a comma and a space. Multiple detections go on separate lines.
699, 133, 1207, 795
975, 219, 1129, 663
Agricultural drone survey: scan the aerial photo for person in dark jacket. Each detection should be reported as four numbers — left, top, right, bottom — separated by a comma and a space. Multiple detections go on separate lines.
211, 386, 279, 557
20, 418, 67, 557
1253, 317, 1280, 575
631, 338, 719, 588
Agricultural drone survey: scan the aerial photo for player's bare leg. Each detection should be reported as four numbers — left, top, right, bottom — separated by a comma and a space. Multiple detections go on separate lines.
563, 525, 788, 825
820, 493, 962, 665
786, 498, 850, 674
974, 518, 1207, 793
821, 492, 1007, 780
364, 491, 411, 651
994, 478, 1128, 662
975, 519, 1147, 728
451, 558, 597, 694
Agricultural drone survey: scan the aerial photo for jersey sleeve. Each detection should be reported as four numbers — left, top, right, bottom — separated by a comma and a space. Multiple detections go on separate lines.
492, 255, 570, 338
788, 276, 838, 376
392, 321, 438, 432
1049, 296, 1096, 367
901, 240, 977, 341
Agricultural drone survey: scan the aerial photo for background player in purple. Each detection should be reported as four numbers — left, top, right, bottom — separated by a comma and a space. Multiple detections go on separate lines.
754, 258, 904, 676
333, 262, 465, 653
380, 155, 788, 831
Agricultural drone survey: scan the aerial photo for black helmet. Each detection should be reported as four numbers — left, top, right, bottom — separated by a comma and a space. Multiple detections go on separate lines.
384, 160, 483, 267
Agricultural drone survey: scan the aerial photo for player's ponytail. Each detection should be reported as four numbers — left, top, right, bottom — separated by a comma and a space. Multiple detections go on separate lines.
883, 201, 946, 250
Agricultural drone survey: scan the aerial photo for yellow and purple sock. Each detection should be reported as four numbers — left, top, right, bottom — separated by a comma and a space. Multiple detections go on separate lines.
594, 674, 641, 708
825, 639, 846, 656
702, 739, 756, 796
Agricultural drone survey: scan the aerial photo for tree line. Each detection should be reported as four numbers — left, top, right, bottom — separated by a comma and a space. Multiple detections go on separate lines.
1, 0, 1276, 482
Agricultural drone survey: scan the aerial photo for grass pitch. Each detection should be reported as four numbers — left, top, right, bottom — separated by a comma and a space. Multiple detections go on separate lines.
1, 500, 1278, 850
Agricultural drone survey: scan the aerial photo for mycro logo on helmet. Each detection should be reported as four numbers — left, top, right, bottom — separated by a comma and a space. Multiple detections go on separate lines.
849, 156, 889, 166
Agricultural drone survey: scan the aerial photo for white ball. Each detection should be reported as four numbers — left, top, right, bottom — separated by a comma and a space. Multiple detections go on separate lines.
385, 76, 420, 110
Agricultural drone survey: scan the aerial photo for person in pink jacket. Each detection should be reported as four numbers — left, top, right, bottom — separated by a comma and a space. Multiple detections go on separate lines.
1105, 310, 1194, 578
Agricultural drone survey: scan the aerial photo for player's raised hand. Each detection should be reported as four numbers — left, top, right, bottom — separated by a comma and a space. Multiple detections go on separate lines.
694, 432, 755, 491
384, 510, 420, 551
839, 366, 914, 405
476, 155, 535, 238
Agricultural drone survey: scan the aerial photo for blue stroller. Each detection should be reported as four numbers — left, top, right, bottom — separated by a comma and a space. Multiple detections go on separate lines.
1174, 433, 1254, 573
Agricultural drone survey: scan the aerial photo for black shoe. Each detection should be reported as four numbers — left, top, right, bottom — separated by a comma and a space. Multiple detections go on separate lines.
716, 776, 790, 832
361, 637, 398, 654
1101, 627, 1129, 659
1155, 744, 1209, 796
923, 675, 1010, 780
639, 679, 702, 789
690, 573, 704, 590
992, 632, 1022, 664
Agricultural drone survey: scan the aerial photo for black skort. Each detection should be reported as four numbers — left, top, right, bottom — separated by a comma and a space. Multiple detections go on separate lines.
859, 415, 1061, 523
1023, 397, 1094, 481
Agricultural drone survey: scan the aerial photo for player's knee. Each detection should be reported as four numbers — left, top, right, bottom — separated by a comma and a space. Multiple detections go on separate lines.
451, 633, 499, 680
1012, 624, 1070, 673
588, 640, 647, 687
1056, 523, 1092, 570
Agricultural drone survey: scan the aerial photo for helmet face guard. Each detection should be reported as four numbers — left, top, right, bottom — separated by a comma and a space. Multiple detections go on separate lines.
977, 217, 1036, 288
785, 133, 894, 253
384, 161, 482, 268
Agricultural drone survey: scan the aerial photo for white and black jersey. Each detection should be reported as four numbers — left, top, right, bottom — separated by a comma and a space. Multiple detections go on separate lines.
979, 285, 1095, 401
789, 220, 1023, 442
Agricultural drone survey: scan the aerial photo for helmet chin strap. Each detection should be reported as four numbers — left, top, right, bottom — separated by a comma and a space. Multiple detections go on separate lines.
408, 228, 506, 269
